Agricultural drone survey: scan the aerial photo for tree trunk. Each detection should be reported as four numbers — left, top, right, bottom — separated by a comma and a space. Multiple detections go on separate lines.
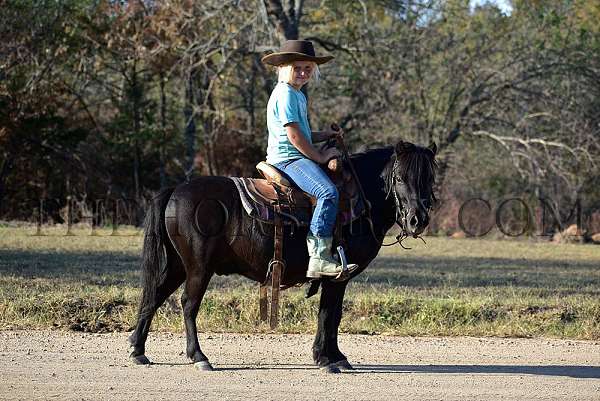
159, 73, 167, 189
184, 70, 197, 176
262, 0, 303, 42
199, 68, 215, 176
131, 61, 142, 202
248, 55, 259, 133
0, 153, 14, 218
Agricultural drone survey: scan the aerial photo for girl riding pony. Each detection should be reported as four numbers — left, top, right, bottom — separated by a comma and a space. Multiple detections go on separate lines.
262, 40, 358, 280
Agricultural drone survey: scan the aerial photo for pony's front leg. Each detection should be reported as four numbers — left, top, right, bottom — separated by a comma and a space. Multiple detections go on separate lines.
312, 279, 350, 373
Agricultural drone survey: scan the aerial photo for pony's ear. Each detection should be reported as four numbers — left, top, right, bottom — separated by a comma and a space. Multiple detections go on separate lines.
428, 141, 437, 156
395, 140, 413, 154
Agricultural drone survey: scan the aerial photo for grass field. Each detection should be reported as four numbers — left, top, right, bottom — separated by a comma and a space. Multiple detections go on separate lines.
1, 225, 599, 339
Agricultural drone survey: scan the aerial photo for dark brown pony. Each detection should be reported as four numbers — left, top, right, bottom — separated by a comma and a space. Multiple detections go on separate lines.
129, 140, 437, 373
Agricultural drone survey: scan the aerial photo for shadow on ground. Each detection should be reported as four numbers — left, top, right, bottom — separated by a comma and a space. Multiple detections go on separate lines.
353, 364, 600, 379
164, 363, 600, 379
350, 256, 600, 295
0, 249, 139, 285
1, 250, 599, 294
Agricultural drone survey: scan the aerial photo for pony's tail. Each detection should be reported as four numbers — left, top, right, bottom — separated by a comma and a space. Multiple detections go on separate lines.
137, 186, 175, 319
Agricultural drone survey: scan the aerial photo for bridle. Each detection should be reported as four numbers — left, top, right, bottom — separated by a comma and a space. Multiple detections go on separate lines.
380, 156, 432, 249
336, 136, 433, 250
385, 158, 407, 228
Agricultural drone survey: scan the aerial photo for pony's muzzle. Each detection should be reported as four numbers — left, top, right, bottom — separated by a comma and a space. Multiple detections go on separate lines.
406, 209, 429, 236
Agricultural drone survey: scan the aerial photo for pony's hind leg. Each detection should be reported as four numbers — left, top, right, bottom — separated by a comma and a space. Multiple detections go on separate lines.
173, 232, 215, 370
181, 267, 213, 370
129, 250, 185, 364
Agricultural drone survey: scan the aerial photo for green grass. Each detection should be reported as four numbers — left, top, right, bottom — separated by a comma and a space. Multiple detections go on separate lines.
1, 225, 599, 338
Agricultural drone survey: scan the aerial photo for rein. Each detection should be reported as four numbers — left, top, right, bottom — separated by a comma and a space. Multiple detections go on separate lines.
336, 136, 419, 250
333, 133, 381, 247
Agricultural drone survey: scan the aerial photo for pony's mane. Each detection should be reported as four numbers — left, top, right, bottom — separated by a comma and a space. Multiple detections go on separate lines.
347, 146, 395, 190
398, 145, 437, 186
349, 145, 394, 161
382, 143, 438, 200
345, 143, 437, 204
349, 143, 437, 184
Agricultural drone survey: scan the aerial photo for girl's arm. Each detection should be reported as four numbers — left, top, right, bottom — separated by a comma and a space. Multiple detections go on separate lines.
286, 123, 339, 164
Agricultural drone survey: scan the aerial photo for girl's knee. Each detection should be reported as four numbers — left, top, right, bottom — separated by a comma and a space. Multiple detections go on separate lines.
319, 184, 338, 201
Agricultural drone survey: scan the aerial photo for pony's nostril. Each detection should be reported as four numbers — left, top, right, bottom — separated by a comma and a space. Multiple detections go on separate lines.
410, 215, 419, 228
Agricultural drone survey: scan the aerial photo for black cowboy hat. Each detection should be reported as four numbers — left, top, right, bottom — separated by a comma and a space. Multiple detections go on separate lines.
261, 40, 334, 66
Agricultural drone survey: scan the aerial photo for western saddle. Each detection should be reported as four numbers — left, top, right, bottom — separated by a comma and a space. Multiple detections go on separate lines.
244, 149, 363, 329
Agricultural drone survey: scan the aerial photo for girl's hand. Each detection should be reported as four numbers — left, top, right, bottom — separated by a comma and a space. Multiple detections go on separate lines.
330, 123, 344, 139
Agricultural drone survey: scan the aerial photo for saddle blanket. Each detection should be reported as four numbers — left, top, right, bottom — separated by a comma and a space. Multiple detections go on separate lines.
230, 176, 364, 227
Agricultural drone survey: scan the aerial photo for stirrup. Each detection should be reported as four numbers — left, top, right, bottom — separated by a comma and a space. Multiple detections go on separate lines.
332, 246, 358, 282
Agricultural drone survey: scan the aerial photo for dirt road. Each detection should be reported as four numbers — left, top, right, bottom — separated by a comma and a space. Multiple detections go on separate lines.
1, 331, 599, 400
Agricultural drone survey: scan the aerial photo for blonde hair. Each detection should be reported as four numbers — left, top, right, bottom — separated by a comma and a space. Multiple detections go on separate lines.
277, 62, 320, 85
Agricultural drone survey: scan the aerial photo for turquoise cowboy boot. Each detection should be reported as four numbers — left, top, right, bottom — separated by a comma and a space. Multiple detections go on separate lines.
306, 234, 358, 279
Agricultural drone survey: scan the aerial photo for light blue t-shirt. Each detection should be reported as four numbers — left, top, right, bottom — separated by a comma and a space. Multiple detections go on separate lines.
266, 82, 312, 164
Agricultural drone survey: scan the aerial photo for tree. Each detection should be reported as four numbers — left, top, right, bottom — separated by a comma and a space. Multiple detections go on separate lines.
0, 0, 89, 217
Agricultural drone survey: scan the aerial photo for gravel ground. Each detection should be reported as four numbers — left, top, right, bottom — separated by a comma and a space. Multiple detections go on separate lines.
1, 331, 599, 401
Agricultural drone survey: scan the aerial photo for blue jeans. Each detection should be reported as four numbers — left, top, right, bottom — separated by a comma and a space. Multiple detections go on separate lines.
273, 158, 339, 237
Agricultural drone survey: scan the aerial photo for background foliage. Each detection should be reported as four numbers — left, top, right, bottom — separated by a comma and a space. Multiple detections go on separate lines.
1, 0, 598, 233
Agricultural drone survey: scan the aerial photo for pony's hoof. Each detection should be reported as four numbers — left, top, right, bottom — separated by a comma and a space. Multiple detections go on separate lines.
335, 359, 354, 370
130, 354, 151, 365
194, 360, 214, 371
320, 363, 341, 374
